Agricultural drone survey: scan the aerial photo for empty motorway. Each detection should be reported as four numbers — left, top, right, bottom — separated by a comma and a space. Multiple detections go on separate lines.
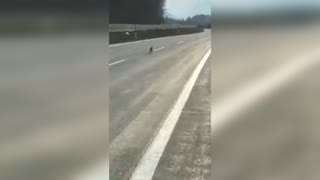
109, 30, 211, 180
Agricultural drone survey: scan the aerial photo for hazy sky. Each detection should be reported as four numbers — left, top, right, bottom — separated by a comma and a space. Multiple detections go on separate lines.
166, 0, 320, 18
213, 0, 320, 14
165, 0, 210, 19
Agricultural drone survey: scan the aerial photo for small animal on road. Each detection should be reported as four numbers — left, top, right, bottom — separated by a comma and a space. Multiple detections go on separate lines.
149, 46, 153, 54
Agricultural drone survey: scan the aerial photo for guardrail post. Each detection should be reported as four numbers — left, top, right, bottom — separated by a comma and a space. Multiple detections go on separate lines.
134, 24, 137, 39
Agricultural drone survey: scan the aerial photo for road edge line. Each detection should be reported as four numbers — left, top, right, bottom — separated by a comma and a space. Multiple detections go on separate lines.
129, 49, 211, 180
109, 32, 199, 48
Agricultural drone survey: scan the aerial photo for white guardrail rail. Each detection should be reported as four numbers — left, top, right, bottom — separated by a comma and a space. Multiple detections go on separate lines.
109, 24, 197, 32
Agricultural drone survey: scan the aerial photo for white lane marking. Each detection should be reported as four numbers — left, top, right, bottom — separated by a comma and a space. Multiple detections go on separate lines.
109, 58, 128, 66
129, 49, 211, 180
154, 47, 166, 52
177, 41, 184, 44
110, 32, 204, 48
211, 51, 320, 136
110, 39, 152, 48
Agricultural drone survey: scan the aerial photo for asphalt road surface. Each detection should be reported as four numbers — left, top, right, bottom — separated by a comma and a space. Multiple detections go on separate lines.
212, 22, 320, 180
153, 58, 211, 180
109, 30, 211, 180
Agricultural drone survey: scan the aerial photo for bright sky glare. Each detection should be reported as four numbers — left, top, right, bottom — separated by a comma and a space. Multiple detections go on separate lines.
165, 0, 320, 18
165, 0, 210, 19
213, 0, 320, 14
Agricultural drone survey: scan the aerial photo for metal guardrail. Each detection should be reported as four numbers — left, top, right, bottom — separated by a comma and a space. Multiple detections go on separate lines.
109, 24, 197, 32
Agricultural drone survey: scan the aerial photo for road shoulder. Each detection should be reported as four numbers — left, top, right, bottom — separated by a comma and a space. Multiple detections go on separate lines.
152, 59, 211, 180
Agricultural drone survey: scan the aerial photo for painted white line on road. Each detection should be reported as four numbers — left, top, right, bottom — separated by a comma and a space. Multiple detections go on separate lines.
177, 41, 184, 44
211, 51, 320, 136
129, 49, 211, 180
110, 39, 152, 48
109, 58, 128, 66
154, 47, 166, 52
110, 36, 178, 48
109, 32, 202, 48
109, 34, 192, 48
